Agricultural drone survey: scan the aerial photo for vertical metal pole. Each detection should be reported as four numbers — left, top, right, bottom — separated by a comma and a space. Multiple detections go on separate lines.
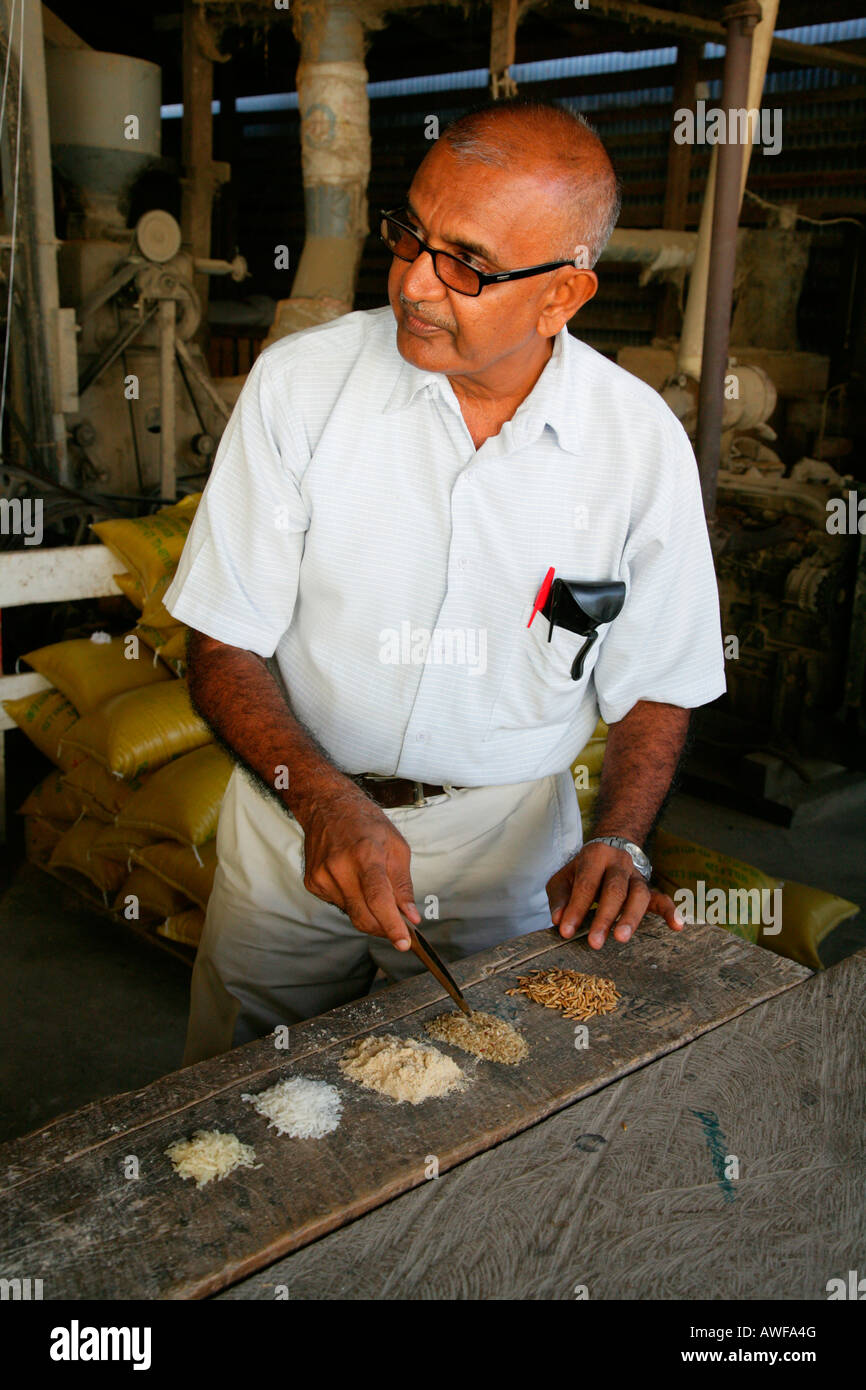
694, 1, 761, 518
159, 299, 176, 500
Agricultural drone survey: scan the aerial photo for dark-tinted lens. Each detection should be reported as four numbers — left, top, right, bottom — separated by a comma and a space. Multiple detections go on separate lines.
382, 216, 420, 261
436, 254, 481, 295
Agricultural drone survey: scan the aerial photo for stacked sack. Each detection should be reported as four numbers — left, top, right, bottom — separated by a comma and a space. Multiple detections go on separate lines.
4, 495, 233, 952
570, 718, 607, 833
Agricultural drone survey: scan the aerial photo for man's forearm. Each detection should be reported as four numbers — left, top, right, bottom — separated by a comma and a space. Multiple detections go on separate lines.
186, 629, 358, 825
590, 699, 691, 846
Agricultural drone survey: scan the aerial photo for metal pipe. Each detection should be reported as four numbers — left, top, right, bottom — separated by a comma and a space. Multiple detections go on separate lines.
695, 2, 762, 518
158, 300, 177, 500
266, 0, 370, 342
677, 0, 779, 378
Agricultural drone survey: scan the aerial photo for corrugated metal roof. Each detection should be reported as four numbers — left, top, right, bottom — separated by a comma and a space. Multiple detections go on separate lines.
161, 18, 866, 119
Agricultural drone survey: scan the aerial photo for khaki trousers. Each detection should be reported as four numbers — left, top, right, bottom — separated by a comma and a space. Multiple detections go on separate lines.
183, 765, 581, 1065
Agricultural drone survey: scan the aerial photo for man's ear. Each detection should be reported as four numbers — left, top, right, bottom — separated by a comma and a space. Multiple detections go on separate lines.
538, 268, 598, 336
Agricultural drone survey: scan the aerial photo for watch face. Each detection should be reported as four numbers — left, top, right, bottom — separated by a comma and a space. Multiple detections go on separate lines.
622, 840, 651, 876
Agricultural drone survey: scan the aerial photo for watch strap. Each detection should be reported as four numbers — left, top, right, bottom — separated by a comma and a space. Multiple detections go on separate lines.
583, 835, 652, 879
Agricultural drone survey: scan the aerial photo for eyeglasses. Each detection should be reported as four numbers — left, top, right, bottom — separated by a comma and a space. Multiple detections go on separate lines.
379, 208, 577, 297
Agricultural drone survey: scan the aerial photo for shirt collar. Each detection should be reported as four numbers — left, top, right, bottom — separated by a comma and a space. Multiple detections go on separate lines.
382, 322, 582, 455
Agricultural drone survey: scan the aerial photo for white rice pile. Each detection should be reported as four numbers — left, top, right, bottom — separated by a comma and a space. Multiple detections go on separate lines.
242, 1076, 343, 1139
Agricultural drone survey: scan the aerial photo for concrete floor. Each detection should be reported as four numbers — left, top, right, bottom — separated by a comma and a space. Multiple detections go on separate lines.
1, 787, 863, 1148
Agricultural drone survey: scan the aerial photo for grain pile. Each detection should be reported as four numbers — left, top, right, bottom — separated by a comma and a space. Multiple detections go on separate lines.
165, 1129, 258, 1187
424, 1010, 528, 1064
506, 968, 621, 1021
242, 1077, 342, 1139
339, 1034, 465, 1104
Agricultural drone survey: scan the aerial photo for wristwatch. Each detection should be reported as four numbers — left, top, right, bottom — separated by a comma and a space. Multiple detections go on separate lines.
583, 835, 652, 880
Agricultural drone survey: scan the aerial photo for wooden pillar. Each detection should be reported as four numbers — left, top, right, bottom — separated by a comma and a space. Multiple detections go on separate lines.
181, 2, 229, 337
490, 0, 519, 100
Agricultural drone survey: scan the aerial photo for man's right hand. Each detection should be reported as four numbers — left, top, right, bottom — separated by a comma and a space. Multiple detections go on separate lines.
297, 787, 421, 950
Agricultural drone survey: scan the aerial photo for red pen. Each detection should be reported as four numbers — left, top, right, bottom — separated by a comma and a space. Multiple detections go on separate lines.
528, 567, 555, 627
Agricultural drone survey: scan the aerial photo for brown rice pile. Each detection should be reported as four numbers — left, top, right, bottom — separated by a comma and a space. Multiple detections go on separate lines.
506, 968, 621, 1021
424, 1009, 528, 1064
165, 1129, 258, 1188
339, 1034, 465, 1104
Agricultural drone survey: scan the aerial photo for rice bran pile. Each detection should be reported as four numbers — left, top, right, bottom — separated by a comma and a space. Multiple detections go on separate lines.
339, 1033, 464, 1104
241, 1076, 343, 1139
165, 1129, 258, 1188
506, 968, 621, 1021
424, 1009, 528, 1064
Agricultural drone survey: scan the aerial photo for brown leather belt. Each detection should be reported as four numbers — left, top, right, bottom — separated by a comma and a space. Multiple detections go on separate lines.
354, 776, 464, 809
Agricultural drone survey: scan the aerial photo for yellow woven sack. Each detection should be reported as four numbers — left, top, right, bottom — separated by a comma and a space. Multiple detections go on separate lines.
157, 626, 189, 665
139, 574, 176, 630
24, 816, 67, 866
113, 572, 146, 610
19, 770, 85, 822
114, 867, 192, 924
92, 823, 156, 867
59, 680, 212, 779
92, 494, 200, 596
116, 744, 232, 845
761, 881, 859, 972
62, 758, 146, 819
3, 687, 80, 769
158, 906, 205, 948
572, 740, 605, 779
48, 817, 126, 896
576, 783, 600, 833
652, 828, 781, 944
23, 635, 171, 714
133, 840, 217, 910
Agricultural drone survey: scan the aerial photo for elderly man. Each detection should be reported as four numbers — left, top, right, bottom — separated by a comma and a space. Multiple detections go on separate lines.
165, 98, 726, 1064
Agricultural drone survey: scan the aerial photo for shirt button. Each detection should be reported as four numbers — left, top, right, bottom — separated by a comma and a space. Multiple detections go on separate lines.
415, 732, 428, 743
457, 556, 470, 571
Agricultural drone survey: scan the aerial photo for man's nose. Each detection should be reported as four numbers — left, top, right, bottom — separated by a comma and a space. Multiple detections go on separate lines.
400, 248, 447, 302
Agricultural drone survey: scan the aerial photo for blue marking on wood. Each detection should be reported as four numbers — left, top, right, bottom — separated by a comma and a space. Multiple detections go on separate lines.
690, 1107, 737, 1203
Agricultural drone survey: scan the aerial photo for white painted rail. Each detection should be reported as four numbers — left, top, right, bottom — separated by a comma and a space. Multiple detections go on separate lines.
0, 544, 122, 836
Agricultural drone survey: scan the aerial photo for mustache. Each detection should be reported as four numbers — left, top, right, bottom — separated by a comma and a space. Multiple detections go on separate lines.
399, 296, 453, 332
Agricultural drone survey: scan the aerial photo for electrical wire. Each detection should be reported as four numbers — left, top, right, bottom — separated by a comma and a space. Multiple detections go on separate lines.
743, 186, 865, 230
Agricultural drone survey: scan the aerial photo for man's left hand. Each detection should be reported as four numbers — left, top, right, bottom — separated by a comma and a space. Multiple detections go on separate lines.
546, 841, 684, 949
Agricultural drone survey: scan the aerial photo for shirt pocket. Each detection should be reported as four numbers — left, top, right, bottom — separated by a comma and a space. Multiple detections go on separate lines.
485, 615, 589, 734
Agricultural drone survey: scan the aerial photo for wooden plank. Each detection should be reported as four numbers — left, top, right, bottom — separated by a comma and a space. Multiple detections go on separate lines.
0, 545, 121, 606
0, 919, 809, 1300
220, 951, 866, 1301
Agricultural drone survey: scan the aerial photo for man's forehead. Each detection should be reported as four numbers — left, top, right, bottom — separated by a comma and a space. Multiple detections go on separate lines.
408, 153, 564, 254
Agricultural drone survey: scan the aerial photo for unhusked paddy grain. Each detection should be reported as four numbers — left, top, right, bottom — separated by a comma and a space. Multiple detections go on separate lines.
506, 968, 621, 1021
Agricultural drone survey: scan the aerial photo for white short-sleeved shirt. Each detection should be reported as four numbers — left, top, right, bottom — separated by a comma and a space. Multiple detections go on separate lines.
164, 306, 726, 785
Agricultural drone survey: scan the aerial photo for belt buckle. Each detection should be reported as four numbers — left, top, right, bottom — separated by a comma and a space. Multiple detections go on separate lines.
412, 780, 426, 808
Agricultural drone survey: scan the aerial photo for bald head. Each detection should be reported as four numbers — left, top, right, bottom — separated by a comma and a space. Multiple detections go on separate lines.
438, 99, 621, 266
